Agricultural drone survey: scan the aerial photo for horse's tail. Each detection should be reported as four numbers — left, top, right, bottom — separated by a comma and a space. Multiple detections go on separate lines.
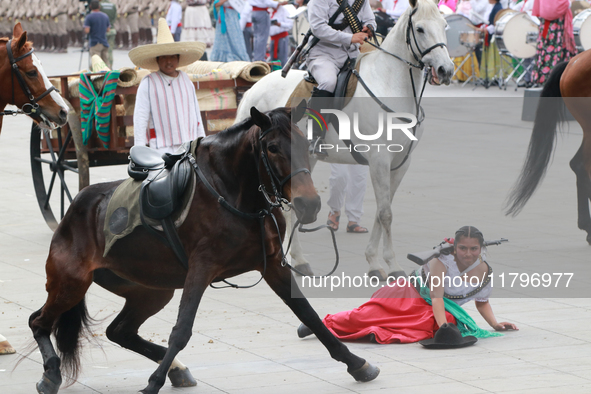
505, 62, 569, 216
53, 297, 93, 385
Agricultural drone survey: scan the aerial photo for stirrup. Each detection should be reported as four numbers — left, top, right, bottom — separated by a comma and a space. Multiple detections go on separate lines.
309, 138, 328, 159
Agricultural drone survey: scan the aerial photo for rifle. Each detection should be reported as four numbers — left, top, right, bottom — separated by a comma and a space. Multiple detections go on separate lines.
282, 29, 313, 78
407, 238, 509, 266
281, 0, 355, 78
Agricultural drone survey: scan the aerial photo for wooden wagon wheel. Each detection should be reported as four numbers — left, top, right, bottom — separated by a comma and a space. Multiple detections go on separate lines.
30, 100, 90, 231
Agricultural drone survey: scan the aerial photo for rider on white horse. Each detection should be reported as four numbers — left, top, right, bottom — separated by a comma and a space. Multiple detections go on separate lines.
307, 0, 376, 155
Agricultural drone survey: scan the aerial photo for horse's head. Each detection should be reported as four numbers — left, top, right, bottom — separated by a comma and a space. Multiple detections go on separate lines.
250, 101, 321, 224
401, 0, 454, 85
1, 23, 68, 129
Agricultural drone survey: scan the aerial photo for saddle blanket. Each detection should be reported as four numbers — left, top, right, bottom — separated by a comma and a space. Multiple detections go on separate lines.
102, 141, 198, 257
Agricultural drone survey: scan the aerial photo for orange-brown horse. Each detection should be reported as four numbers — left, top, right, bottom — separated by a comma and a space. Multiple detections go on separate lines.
506, 49, 591, 244
27, 104, 380, 394
0, 23, 68, 133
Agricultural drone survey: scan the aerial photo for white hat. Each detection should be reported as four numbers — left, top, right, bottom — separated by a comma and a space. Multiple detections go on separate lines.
128, 18, 205, 71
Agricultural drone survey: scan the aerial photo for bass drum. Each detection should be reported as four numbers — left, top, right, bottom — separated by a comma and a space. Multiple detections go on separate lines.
495, 12, 539, 59
291, 6, 309, 47
444, 14, 475, 58
574, 8, 591, 52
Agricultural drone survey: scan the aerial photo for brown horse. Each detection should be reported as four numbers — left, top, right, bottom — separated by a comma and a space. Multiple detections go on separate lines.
0, 23, 68, 133
28, 103, 380, 394
506, 49, 591, 244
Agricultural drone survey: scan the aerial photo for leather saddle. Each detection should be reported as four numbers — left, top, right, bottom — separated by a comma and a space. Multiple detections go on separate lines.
128, 144, 193, 220
305, 57, 356, 101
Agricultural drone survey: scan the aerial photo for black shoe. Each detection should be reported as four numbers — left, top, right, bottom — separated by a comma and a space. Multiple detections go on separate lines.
297, 323, 313, 338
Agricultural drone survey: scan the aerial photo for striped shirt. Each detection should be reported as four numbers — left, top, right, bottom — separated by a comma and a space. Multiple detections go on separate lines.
134, 70, 205, 150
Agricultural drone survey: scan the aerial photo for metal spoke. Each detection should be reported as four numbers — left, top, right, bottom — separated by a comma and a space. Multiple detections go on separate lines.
44, 171, 58, 210
57, 169, 74, 203
33, 157, 56, 165
42, 129, 71, 200
61, 164, 79, 173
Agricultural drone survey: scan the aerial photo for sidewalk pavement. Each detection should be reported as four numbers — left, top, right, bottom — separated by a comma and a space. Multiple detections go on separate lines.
0, 49, 590, 393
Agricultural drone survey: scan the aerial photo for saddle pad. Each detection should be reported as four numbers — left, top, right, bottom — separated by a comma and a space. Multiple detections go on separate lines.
102, 141, 199, 257
285, 57, 363, 108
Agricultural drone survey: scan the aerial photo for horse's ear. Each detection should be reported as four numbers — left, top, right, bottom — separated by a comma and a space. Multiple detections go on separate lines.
292, 99, 307, 123
15, 30, 28, 50
409, 0, 417, 8
250, 107, 272, 131
13, 22, 23, 38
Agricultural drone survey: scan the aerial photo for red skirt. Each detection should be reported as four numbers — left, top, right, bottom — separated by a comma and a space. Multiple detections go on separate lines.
323, 283, 457, 344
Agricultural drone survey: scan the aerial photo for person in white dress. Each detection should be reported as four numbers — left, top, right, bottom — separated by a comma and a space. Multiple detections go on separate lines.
182, 0, 215, 47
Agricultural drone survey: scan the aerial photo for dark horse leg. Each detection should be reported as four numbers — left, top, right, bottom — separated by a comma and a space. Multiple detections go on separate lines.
139, 265, 213, 394
28, 253, 94, 394
264, 264, 380, 382
93, 269, 198, 387
570, 145, 591, 245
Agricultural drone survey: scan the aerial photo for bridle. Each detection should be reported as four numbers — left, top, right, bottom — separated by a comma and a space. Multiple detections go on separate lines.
257, 126, 310, 209
1, 40, 59, 120
405, 6, 447, 70
188, 123, 338, 289
352, 4, 448, 170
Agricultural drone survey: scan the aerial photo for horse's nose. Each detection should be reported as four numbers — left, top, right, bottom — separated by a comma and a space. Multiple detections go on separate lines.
59, 108, 68, 124
292, 195, 321, 224
438, 64, 453, 85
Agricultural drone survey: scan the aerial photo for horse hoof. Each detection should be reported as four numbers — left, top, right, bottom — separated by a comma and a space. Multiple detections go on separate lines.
348, 361, 380, 382
387, 270, 407, 279
294, 263, 314, 276
36, 373, 61, 394
168, 366, 197, 387
297, 323, 313, 338
368, 269, 387, 281
0, 340, 15, 354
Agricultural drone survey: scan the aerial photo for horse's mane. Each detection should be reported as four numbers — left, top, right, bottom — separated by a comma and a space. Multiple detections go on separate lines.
217, 107, 294, 140
398, 0, 441, 24
415, 0, 441, 19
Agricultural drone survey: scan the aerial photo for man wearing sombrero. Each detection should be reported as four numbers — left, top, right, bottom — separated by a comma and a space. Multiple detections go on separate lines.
129, 18, 207, 154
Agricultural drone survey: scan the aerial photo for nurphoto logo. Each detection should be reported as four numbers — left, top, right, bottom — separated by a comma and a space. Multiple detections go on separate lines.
305, 108, 419, 153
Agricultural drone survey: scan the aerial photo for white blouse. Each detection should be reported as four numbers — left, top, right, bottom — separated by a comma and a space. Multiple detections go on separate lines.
421, 250, 493, 306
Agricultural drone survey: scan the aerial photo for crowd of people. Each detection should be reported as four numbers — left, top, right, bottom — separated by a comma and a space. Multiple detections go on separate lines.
423, 0, 588, 87
1, 0, 589, 87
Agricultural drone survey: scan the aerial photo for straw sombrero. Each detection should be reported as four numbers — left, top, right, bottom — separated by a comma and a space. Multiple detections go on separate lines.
129, 18, 206, 71
91, 55, 111, 73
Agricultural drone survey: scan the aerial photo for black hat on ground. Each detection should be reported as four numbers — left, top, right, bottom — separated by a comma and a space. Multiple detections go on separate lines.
419, 323, 477, 349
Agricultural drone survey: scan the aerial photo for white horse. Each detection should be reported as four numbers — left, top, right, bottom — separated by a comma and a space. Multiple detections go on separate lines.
236, 0, 454, 280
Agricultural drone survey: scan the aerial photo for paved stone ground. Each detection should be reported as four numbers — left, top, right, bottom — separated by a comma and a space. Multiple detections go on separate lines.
0, 49, 590, 393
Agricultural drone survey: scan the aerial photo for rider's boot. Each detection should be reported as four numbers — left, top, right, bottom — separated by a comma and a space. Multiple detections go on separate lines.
307, 87, 334, 159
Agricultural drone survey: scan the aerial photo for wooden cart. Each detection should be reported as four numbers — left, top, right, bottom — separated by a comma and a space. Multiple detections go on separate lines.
31, 73, 255, 230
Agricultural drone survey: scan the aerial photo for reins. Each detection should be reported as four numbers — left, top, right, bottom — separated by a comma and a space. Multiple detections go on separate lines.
350, 5, 445, 170
188, 125, 339, 289
1, 40, 58, 120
